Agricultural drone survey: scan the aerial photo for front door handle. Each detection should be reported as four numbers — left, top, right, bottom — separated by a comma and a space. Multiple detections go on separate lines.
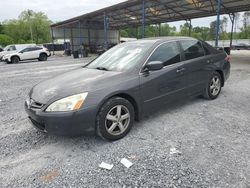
207, 59, 213, 64
176, 67, 185, 73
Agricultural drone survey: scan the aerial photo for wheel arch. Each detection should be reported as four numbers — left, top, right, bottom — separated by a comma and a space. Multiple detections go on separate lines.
97, 92, 140, 122
40, 52, 48, 57
11, 55, 20, 61
215, 70, 224, 87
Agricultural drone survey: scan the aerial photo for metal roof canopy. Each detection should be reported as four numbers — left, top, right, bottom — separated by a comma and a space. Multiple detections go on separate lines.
51, 0, 250, 29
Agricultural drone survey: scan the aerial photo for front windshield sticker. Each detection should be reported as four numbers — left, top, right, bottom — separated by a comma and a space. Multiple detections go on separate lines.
126, 48, 142, 54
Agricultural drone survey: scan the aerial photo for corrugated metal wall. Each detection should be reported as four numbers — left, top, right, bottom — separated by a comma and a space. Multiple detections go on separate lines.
52, 27, 119, 51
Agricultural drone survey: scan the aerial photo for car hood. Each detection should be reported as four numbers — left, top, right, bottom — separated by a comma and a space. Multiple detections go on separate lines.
30, 68, 123, 104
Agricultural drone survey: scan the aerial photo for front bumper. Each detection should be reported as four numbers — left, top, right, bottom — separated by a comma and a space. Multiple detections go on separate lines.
2, 56, 10, 63
25, 101, 97, 136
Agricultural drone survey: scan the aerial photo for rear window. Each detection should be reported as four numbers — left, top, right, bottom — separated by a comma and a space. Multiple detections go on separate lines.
181, 40, 205, 60
202, 42, 220, 54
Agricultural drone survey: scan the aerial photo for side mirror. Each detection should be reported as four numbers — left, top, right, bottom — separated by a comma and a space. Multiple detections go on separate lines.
144, 61, 164, 72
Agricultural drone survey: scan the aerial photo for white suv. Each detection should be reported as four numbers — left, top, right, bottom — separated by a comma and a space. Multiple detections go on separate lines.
2, 46, 51, 64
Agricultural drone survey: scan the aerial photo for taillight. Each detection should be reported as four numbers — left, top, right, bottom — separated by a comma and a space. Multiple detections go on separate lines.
225, 56, 231, 62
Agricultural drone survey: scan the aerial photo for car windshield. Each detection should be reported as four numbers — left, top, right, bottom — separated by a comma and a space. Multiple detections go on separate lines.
86, 41, 153, 72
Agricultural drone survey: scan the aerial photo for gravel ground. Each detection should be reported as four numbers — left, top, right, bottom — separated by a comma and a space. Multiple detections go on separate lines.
0, 52, 249, 187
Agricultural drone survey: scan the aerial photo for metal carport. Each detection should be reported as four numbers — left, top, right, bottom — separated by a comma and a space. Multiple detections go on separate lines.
51, 0, 250, 51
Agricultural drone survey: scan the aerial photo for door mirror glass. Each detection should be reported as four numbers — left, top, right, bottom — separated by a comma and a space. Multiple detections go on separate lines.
144, 61, 164, 71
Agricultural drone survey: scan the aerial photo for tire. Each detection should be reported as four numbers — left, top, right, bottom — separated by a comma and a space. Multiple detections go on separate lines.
39, 53, 47, 61
203, 72, 222, 100
96, 97, 134, 141
11, 56, 19, 64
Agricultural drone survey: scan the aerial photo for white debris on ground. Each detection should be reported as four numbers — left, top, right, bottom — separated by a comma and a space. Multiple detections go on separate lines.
120, 158, 133, 168
170, 147, 182, 155
99, 162, 114, 170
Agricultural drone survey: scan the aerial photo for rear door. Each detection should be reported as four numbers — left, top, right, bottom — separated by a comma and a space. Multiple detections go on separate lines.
19, 48, 33, 60
179, 40, 213, 96
140, 41, 188, 114
31, 47, 43, 58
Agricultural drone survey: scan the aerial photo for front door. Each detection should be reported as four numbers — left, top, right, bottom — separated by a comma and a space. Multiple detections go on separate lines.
140, 41, 188, 115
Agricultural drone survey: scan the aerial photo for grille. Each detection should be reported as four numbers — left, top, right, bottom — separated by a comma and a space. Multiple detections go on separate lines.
27, 98, 44, 109
30, 101, 44, 109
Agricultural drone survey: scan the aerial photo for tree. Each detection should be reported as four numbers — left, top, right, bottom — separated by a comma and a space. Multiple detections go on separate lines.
192, 26, 210, 41
220, 16, 229, 40
0, 34, 14, 46
0, 23, 4, 34
180, 23, 190, 36
3, 10, 52, 44
241, 11, 250, 39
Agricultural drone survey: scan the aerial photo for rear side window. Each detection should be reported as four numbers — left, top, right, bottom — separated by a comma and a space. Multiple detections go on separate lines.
33, 47, 43, 51
147, 42, 181, 67
20, 48, 31, 53
203, 44, 211, 55
181, 40, 205, 60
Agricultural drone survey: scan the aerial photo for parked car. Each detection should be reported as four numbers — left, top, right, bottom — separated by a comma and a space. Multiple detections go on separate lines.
25, 37, 230, 140
2, 46, 51, 63
231, 43, 250, 50
0, 44, 35, 61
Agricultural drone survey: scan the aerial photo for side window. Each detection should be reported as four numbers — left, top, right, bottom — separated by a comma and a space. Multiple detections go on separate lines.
8, 46, 16, 51
147, 42, 181, 67
29, 48, 37, 51
181, 40, 205, 60
20, 48, 31, 53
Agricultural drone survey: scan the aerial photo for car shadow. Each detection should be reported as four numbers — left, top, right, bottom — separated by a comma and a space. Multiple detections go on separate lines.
133, 96, 207, 130
11, 95, 212, 155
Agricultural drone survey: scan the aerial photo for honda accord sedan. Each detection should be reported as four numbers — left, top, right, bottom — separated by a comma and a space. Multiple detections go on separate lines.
25, 37, 230, 140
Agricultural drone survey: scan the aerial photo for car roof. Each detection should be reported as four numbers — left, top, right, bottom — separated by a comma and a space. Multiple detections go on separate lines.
127, 36, 197, 45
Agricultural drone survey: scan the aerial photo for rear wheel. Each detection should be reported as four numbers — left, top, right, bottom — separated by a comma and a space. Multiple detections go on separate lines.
38, 53, 47, 61
203, 72, 222, 100
11, 56, 19, 64
96, 97, 134, 141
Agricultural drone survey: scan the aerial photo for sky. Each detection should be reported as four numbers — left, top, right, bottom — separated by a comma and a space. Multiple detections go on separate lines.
0, 0, 243, 31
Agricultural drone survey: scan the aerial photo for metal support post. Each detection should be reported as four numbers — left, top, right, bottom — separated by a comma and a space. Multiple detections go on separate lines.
50, 27, 55, 55
88, 27, 91, 46
63, 27, 66, 50
229, 13, 235, 49
141, 0, 145, 38
79, 21, 81, 46
159, 23, 161, 36
188, 19, 192, 37
215, 0, 222, 47
104, 12, 108, 50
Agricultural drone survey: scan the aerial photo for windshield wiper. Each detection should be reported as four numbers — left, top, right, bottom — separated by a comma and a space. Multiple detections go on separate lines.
95, 67, 109, 71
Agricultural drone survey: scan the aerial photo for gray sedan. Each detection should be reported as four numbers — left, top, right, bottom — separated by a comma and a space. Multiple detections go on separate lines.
25, 37, 230, 140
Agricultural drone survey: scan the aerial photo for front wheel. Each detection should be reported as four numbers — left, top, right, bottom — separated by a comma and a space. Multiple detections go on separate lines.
203, 72, 222, 100
96, 97, 134, 141
11, 56, 19, 64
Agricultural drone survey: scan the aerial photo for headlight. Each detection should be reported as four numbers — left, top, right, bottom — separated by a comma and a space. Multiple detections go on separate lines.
45, 92, 88, 112
3, 55, 10, 58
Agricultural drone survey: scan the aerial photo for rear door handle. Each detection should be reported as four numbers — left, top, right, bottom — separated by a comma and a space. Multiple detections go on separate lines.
176, 67, 185, 73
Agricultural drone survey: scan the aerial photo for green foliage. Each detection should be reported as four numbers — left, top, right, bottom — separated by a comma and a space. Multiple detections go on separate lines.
120, 12, 250, 42
1, 9, 52, 45
0, 34, 14, 46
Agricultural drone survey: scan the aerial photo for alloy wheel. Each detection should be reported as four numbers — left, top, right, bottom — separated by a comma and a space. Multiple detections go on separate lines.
210, 75, 221, 96
105, 105, 130, 136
